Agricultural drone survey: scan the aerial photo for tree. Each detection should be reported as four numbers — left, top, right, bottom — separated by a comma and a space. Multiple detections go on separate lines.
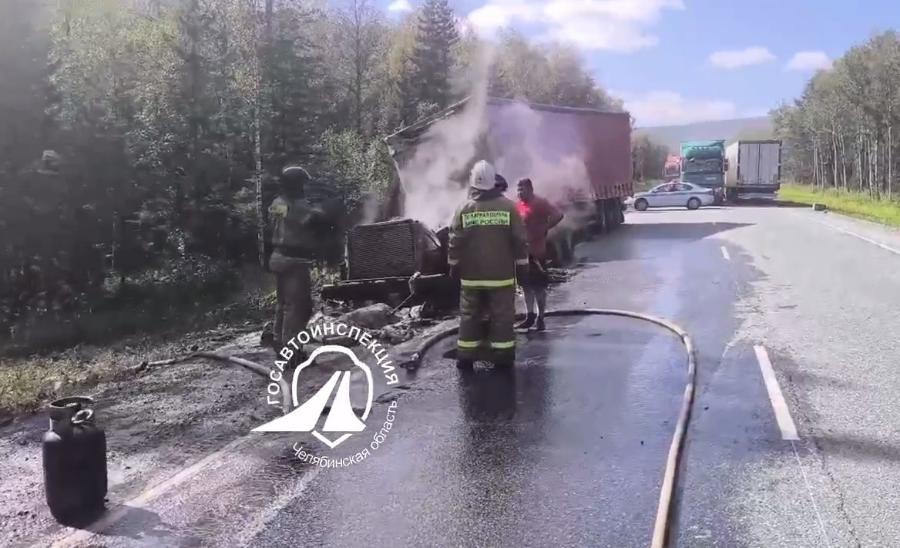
329, 0, 386, 136
410, 0, 459, 110
488, 29, 622, 111
632, 136, 669, 181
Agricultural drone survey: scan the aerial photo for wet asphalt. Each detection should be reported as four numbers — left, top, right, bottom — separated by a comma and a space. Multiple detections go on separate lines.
17, 203, 900, 547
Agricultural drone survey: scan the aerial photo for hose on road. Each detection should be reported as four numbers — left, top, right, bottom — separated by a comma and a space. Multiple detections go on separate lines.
183, 309, 696, 547
408, 308, 697, 548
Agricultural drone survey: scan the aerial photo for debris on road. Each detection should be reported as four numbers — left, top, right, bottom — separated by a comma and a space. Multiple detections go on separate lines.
337, 303, 399, 330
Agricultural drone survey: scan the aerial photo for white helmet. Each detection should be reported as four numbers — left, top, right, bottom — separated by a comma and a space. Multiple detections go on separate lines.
469, 160, 496, 191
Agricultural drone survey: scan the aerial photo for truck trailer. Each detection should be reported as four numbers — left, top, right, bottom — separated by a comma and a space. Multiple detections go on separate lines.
385, 96, 633, 232
725, 140, 782, 200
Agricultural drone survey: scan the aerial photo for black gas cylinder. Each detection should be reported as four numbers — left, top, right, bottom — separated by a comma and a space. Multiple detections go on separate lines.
42, 396, 107, 524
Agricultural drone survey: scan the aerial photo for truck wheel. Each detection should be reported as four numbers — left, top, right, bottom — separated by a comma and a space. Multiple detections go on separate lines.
634, 199, 648, 211
607, 201, 620, 227
687, 197, 701, 210
726, 188, 738, 202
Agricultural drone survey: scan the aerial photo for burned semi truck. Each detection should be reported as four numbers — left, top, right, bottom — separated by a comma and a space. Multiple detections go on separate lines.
322, 97, 632, 304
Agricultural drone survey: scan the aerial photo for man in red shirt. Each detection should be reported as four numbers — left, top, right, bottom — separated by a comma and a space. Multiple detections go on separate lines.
516, 178, 564, 331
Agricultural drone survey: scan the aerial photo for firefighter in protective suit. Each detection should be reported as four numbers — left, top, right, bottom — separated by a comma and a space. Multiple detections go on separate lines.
449, 160, 529, 370
266, 165, 325, 359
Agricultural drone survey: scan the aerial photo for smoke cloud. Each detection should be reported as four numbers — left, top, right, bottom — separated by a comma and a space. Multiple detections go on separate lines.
394, 47, 605, 233
395, 46, 495, 229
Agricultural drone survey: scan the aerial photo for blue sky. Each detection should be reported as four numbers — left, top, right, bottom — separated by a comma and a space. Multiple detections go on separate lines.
381, 0, 900, 126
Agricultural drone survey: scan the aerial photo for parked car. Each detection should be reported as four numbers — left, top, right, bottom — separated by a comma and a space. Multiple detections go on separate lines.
632, 182, 715, 211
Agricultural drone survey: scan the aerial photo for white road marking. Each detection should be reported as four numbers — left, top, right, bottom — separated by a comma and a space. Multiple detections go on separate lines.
819, 221, 900, 257
753, 345, 799, 441
720, 246, 731, 260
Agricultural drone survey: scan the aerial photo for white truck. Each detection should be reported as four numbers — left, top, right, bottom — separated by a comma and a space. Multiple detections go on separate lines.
725, 140, 782, 201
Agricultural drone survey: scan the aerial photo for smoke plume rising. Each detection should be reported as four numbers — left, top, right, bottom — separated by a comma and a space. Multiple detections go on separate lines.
394, 47, 606, 233
394, 46, 495, 229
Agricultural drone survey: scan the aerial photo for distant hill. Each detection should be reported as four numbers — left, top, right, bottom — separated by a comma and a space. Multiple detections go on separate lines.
634, 117, 774, 151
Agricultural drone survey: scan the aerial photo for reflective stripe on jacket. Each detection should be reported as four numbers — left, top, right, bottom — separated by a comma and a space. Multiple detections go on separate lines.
448, 192, 528, 287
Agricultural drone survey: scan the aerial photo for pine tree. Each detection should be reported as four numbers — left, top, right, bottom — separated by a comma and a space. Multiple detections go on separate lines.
411, 0, 459, 110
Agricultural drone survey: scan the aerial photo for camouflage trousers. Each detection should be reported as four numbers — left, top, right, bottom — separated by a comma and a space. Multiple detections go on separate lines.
269, 252, 312, 347
457, 286, 516, 363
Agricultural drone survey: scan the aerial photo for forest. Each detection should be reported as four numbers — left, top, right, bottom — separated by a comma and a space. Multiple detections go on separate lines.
774, 31, 900, 199
0, 0, 622, 347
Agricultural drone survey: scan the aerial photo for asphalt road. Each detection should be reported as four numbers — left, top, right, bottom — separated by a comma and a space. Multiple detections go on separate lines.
17, 203, 900, 547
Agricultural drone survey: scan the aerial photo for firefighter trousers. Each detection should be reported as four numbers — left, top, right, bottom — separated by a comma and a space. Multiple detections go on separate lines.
269, 252, 313, 347
457, 285, 516, 363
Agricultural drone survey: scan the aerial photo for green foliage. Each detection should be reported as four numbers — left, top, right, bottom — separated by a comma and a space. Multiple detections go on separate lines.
488, 29, 622, 110
0, 0, 622, 348
779, 183, 900, 227
632, 135, 669, 181
410, 0, 460, 109
775, 31, 900, 199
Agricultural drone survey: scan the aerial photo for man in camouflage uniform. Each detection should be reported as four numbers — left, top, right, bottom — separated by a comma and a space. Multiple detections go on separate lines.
265, 165, 325, 358
448, 160, 529, 370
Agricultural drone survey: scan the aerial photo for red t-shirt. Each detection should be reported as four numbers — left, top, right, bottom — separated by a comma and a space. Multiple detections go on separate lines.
516, 196, 562, 260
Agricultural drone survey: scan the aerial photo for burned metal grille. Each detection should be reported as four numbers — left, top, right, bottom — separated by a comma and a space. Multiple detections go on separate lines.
347, 219, 419, 279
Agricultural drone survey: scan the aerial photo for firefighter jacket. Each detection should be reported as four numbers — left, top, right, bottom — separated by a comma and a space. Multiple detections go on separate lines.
448, 189, 529, 288
267, 194, 325, 259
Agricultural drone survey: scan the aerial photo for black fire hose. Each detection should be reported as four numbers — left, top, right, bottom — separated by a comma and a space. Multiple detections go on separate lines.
406, 308, 697, 548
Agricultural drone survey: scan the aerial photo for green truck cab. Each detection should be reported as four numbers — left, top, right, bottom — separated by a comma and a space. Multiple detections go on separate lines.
680, 140, 727, 204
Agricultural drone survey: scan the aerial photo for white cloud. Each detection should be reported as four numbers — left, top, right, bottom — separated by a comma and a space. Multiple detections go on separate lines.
621, 90, 748, 126
786, 51, 832, 72
467, 0, 684, 53
387, 0, 413, 13
708, 47, 776, 69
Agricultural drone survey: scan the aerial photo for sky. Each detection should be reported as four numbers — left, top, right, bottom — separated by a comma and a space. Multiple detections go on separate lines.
380, 0, 900, 127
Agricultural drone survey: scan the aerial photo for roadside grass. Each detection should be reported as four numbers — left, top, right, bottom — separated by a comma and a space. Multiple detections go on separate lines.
779, 184, 900, 228
0, 264, 340, 421
0, 349, 131, 420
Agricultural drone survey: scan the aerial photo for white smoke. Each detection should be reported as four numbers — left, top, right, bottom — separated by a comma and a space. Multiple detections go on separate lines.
488, 101, 592, 207
394, 47, 600, 233
395, 46, 495, 229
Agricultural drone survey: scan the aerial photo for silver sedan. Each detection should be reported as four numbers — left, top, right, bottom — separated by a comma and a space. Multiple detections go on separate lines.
632, 182, 716, 211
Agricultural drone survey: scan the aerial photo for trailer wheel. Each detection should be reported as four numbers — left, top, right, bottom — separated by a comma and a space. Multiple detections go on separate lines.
605, 201, 617, 227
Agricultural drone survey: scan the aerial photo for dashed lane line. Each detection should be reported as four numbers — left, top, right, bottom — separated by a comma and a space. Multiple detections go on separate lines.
720, 246, 731, 260
753, 345, 799, 441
